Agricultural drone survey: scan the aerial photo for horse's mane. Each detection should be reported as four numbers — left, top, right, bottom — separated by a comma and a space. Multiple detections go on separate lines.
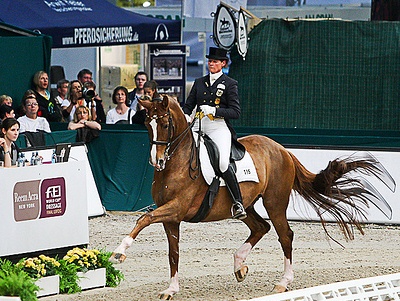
163, 95, 186, 121
165, 95, 183, 113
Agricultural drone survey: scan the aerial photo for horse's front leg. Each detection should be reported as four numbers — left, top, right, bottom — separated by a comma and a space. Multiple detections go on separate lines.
110, 202, 180, 264
158, 222, 180, 300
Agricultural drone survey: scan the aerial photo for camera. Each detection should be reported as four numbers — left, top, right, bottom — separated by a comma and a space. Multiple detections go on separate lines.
82, 88, 95, 100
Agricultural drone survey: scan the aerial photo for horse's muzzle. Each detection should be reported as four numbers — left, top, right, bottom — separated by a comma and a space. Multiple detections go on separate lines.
149, 158, 166, 171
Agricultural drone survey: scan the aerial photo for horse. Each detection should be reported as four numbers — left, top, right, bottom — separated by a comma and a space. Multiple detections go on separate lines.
110, 95, 395, 300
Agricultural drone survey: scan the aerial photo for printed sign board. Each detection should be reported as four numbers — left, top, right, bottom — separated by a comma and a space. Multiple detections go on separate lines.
236, 9, 248, 59
212, 4, 237, 50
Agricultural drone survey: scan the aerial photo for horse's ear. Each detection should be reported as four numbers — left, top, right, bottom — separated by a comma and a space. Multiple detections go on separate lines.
161, 95, 169, 109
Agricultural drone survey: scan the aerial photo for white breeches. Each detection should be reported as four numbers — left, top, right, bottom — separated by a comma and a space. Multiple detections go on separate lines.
193, 117, 231, 173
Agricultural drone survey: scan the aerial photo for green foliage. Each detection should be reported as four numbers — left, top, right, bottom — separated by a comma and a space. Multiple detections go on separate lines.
117, 0, 155, 7
0, 248, 124, 297
97, 250, 124, 287
56, 259, 81, 294
0, 258, 39, 301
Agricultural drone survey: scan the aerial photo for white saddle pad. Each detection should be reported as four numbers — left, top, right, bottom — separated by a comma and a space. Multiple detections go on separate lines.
193, 132, 259, 186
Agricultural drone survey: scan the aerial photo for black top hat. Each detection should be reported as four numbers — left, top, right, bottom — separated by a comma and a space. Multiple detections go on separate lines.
206, 47, 229, 61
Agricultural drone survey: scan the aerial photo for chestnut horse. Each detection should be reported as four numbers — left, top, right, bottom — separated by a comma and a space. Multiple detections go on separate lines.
111, 95, 394, 300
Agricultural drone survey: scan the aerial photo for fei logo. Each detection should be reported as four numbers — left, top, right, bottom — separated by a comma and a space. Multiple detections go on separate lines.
40, 177, 66, 218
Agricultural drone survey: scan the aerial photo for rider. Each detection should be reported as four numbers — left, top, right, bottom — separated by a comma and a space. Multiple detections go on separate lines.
183, 47, 247, 220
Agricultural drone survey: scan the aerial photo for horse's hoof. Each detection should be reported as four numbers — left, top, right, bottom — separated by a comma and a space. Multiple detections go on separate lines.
109, 252, 126, 264
158, 293, 173, 300
234, 265, 249, 282
272, 284, 288, 293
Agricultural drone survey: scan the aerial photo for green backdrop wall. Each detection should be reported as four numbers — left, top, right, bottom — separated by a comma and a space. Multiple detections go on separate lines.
17, 125, 400, 212
0, 22, 52, 108
229, 19, 400, 130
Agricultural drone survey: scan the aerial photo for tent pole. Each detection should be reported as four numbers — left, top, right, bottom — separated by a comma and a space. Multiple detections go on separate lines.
98, 46, 102, 95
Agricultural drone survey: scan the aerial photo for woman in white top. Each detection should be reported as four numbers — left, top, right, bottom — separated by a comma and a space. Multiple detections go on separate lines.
106, 86, 130, 124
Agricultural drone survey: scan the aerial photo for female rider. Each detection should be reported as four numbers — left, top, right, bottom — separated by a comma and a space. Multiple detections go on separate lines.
183, 47, 246, 220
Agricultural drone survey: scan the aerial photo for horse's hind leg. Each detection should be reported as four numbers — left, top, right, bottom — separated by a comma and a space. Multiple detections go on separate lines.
233, 204, 271, 282
266, 204, 294, 293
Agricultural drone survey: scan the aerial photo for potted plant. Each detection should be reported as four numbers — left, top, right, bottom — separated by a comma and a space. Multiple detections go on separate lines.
0, 258, 38, 301
63, 247, 123, 290
16, 255, 60, 297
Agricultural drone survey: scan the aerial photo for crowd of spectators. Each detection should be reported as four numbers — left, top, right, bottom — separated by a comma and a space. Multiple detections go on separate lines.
0, 68, 161, 166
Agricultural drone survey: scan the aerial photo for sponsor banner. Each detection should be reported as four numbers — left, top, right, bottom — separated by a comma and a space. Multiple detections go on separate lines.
13, 177, 67, 222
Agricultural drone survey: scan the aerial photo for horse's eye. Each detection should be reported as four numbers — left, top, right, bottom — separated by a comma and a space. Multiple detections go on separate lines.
163, 124, 169, 129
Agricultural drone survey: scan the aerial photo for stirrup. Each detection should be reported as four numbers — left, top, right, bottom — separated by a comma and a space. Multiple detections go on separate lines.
231, 203, 247, 220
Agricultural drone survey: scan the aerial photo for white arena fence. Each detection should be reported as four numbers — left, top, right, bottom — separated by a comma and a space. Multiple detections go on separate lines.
239, 273, 400, 301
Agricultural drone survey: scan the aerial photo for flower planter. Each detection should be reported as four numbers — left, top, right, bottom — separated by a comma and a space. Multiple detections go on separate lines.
77, 268, 106, 290
35, 275, 60, 297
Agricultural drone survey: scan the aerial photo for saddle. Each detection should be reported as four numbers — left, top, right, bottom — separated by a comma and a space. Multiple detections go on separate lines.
188, 134, 251, 223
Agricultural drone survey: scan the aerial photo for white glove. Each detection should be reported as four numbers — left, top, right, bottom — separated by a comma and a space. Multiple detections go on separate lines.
200, 105, 216, 116
184, 114, 192, 123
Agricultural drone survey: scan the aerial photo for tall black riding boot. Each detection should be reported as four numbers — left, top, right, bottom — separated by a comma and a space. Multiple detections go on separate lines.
222, 165, 247, 220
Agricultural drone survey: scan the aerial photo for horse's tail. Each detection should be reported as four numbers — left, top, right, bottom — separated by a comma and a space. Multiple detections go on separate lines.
289, 151, 393, 243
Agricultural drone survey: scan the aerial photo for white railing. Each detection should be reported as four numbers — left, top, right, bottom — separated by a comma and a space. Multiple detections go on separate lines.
240, 273, 400, 301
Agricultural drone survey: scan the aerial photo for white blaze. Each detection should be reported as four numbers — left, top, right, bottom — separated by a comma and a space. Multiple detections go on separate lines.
150, 119, 157, 165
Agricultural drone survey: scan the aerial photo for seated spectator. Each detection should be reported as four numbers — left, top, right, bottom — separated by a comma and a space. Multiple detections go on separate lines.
106, 86, 131, 124
62, 80, 84, 122
68, 105, 101, 143
0, 95, 13, 107
17, 93, 51, 147
33, 70, 62, 122
83, 81, 106, 123
68, 105, 101, 131
0, 118, 20, 167
0, 104, 15, 123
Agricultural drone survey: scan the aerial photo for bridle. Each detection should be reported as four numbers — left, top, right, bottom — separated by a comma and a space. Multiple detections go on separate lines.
146, 110, 197, 166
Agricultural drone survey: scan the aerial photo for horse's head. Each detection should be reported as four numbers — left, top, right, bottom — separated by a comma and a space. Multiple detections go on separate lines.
139, 95, 189, 171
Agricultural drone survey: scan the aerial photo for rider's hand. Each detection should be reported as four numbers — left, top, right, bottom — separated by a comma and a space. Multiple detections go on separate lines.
200, 105, 216, 116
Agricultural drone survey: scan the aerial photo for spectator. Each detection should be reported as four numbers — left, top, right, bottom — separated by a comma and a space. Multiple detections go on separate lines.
128, 71, 148, 110
68, 105, 101, 143
0, 104, 15, 125
143, 80, 162, 101
0, 118, 20, 167
18, 92, 51, 133
55, 79, 69, 111
0, 95, 13, 107
77, 68, 93, 84
106, 86, 131, 124
82, 81, 106, 123
68, 105, 101, 131
78, 68, 106, 122
61, 80, 84, 122
33, 70, 62, 122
